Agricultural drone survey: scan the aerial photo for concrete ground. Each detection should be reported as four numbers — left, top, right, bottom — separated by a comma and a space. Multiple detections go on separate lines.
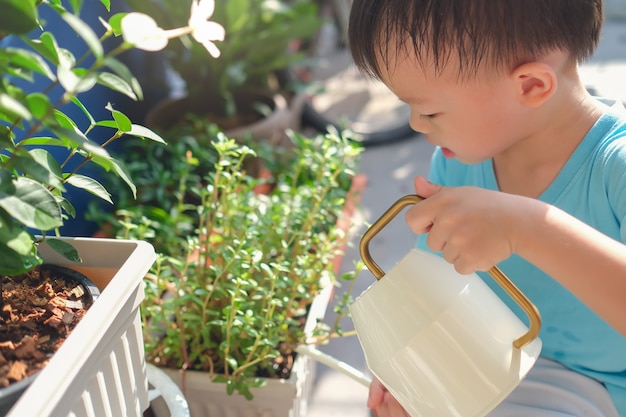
304, 18, 626, 417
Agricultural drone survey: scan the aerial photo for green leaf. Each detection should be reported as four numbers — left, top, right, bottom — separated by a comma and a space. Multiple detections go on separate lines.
99, 0, 111, 12
93, 120, 116, 129
12, 149, 65, 191
107, 158, 136, 198
240, 386, 253, 401
37, 32, 61, 65
64, 174, 112, 204
0, 93, 31, 121
0, 222, 41, 276
0, 0, 38, 35
70, 96, 96, 127
50, 114, 109, 157
0, 177, 63, 230
58, 66, 98, 94
108, 13, 126, 37
45, 238, 82, 263
0, 170, 15, 194
85, 148, 129, 177
59, 196, 76, 219
104, 57, 143, 101
5, 47, 56, 81
53, 109, 79, 130
104, 103, 132, 132
97, 72, 137, 100
68, 0, 82, 14
226, 379, 235, 395
79, 139, 112, 159
0, 231, 31, 263
212, 375, 228, 384
61, 12, 104, 60
57, 46, 76, 70
98, 16, 112, 33
18, 136, 70, 148
26, 93, 53, 119
47, 0, 68, 13
0, 127, 15, 149
127, 124, 167, 144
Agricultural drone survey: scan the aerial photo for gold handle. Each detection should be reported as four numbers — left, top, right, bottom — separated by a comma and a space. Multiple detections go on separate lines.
359, 194, 542, 349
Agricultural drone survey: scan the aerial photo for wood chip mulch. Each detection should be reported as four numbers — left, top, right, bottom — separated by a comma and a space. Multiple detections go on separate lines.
0, 266, 93, 388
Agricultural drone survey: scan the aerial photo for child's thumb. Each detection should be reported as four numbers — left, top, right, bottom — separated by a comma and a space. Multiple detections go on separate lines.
414, 176, 443, 198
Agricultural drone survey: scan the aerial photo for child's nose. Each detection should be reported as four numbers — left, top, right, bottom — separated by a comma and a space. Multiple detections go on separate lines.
409, 113, 430, 134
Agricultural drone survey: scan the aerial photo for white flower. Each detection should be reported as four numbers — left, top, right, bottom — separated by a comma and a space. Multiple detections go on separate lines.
121, 13, 169, 52
120, 2, 225, 57
188, 0, 225, 58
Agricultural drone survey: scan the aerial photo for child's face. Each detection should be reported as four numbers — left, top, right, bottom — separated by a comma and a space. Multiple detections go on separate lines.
379, 48, 531, 164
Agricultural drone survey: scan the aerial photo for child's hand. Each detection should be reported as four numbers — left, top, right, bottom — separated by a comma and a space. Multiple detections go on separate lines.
407, 176, 536, 274
368, 377, 410, 417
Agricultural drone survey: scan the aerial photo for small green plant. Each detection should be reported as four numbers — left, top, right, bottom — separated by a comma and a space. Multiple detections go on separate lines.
92, 124, 364, 398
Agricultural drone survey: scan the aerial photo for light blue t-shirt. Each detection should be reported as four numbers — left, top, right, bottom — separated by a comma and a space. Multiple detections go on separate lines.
419, 99, 626, 415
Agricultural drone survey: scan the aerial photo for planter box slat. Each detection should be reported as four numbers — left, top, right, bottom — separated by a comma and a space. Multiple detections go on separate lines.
6, 238, 156, 417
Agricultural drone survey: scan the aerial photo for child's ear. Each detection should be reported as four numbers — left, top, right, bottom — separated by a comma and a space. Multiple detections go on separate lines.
510, 62, 556, 108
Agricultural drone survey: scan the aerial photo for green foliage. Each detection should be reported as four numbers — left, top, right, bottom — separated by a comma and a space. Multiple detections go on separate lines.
90, 121, 364, 397
123, 0, 321, 117
0, 0, 166, 275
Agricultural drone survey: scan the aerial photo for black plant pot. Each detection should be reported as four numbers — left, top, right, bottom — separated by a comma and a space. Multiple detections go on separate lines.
0, 265, 100, 417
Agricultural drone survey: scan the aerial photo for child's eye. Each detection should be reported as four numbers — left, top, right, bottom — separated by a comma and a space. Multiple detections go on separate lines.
420, 113, 438, 120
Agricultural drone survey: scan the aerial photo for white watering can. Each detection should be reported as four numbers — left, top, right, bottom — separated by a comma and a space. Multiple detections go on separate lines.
298, 194, 542, 417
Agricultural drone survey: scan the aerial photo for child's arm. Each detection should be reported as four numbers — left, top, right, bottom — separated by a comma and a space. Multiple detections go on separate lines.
407, 176, 626, 337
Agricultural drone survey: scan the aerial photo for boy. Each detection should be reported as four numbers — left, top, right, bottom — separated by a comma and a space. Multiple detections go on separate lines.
348, 1, 626, 416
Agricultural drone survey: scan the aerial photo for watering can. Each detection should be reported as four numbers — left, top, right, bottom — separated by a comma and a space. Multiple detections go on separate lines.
297, 194, 542, 417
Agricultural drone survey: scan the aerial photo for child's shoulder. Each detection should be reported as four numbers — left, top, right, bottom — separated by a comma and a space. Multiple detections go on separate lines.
594, 98, 626, 134
589, 98, 626, 157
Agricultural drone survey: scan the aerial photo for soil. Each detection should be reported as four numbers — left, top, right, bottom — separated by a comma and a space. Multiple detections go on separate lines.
0, 266, 94, 388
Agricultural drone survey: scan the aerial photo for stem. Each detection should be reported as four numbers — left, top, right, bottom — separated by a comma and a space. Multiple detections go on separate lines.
241, 262, 279, 369
222, 278, 242, 378
57, 130, 122, 188
231, 354, 274, 378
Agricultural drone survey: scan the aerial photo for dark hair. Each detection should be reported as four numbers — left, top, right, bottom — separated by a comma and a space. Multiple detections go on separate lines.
349, 0, 603, 80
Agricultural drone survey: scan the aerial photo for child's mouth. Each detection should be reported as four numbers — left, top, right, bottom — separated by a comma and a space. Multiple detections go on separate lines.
441, 147, 456, 158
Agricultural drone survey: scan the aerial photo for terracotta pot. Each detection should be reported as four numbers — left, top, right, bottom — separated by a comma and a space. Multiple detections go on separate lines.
144, 91, 306, 148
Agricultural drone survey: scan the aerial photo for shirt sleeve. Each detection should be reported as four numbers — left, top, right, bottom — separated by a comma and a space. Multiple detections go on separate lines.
603, 138, 626, 244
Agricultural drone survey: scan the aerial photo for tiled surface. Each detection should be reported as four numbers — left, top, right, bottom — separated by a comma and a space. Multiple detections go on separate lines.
304, 18, 626, 417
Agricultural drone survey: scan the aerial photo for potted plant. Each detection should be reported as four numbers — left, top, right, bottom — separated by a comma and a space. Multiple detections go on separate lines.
123, 0, 322, 143
90, 119, 366, 416
0, 0, 222, 415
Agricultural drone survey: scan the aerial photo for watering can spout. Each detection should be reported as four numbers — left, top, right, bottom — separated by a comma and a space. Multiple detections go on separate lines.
295, 345, 372, 387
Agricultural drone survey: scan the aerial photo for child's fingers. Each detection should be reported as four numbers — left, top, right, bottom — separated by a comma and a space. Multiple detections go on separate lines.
413, 176, 442, 198
406, 176, 444, 234
367, 378, 386, 409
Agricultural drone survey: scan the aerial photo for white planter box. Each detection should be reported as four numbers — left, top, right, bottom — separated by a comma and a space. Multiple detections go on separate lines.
6, 237, 156, 417
161, 280, 334, 417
